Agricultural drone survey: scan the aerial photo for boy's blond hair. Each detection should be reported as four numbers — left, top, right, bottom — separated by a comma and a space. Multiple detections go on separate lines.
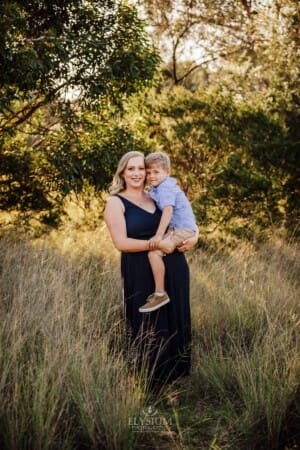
145, 152, 171, 170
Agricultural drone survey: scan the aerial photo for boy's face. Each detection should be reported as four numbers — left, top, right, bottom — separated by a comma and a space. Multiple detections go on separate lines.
146, 163, 170, 187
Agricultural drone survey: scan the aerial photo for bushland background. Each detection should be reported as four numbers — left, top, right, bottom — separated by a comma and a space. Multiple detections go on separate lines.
0, 1, 299, 449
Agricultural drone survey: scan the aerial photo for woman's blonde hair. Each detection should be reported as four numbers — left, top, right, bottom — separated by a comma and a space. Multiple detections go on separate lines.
109, 151, 145, 195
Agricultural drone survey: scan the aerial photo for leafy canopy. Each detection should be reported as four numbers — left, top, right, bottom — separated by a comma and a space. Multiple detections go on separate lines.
0, 0, 160, 221
0, 0, 160, 132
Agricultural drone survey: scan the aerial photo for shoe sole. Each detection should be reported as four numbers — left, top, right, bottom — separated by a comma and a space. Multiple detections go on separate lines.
139, 298, 170, 313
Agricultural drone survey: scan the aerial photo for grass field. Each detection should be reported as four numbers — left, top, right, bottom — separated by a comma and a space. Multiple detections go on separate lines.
0, 223, 299, 449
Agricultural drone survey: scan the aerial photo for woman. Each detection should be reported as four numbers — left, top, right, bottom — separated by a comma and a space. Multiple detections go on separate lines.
104, 151, 198, 387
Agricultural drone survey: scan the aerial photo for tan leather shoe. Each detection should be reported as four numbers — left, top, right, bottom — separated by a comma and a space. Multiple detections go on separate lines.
139, 293, 170, 313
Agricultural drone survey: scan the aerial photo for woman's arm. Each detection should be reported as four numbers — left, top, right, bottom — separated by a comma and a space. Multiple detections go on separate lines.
104, 196, 154, 253
177, 226, 199, 253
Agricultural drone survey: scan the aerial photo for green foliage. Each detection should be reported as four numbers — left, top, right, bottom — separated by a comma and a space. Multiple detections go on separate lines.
0, 0, 159, 221
44, 111, 151, 195
0, 145, 51, 212
1, 0, 299, 239
0, 106, 151, 223
138, 0, 299, 240
0, 0, 159, 132
141, 87, 298, 238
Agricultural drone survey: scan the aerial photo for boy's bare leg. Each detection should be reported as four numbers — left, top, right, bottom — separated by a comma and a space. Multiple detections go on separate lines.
139, 251, 170, 312
148, 250, 165, 292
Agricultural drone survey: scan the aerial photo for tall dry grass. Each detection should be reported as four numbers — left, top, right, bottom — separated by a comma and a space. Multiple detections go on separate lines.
189, 240, 300, 449
0, 227, 299, 449
0, 233, 155, 450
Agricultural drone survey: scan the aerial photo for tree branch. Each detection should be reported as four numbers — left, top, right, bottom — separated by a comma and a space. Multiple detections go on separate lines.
0, 82, 68, 133
239, 0, 252, 19
0, 97, 48, 132
175, 47, 249, 84
172, 22, 193, 83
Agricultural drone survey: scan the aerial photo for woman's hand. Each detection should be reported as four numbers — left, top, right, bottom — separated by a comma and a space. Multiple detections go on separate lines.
177, 228, 199, 253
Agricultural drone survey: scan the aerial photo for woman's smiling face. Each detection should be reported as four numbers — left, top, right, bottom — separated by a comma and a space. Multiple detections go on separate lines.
122, 156, 146, 189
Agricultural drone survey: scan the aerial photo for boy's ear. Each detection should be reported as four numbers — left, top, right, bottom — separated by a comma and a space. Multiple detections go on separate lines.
167, 168, 171, 175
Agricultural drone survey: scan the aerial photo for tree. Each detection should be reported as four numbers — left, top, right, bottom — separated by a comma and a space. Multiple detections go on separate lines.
137, 0, 257, 85
137, 86, 295, 239
0, 0, 159, 133
136, 0, 299, 238
0, 0, 159, 221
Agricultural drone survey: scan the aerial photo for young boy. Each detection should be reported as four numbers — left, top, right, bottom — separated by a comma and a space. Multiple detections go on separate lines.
139, 152, 197, 313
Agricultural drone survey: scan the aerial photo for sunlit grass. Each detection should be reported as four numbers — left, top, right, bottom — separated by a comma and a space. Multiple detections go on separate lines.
0, 225, 299, 449
0, 233, 149, 450
189, 240, 300, 449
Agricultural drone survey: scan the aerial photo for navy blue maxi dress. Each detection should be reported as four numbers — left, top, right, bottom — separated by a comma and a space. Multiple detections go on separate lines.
116, 195, 191, 386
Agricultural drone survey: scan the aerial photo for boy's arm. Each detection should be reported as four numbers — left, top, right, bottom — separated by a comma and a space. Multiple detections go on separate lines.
149, 205, 173, 249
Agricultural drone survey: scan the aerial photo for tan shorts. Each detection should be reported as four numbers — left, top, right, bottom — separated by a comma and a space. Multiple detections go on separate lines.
156, 227, 196, 256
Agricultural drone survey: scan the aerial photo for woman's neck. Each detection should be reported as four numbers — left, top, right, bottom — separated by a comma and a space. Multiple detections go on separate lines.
122, 188, 145, 198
